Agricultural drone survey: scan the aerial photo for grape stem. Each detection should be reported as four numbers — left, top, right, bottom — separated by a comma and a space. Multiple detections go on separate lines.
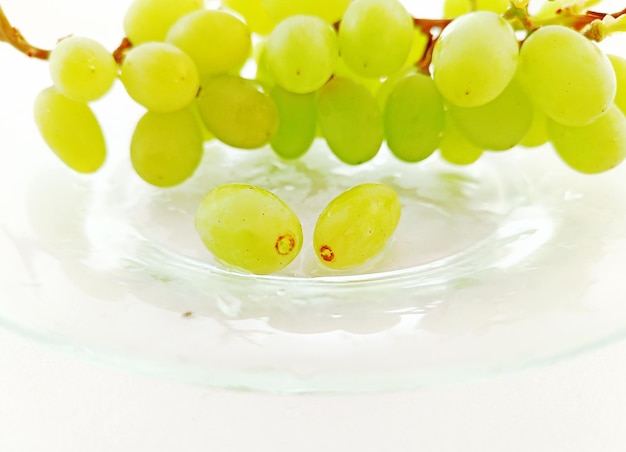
0, 5, 50, 60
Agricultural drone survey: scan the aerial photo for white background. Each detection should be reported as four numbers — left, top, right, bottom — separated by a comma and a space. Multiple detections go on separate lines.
2, 0, 626, 450
2, 327, 626, 452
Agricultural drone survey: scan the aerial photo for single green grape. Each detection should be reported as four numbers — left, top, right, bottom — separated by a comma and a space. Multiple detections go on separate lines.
120, 42, 200, 113
196, 74, 279, 149
262, 0, 351, 24
338, 0, 414, 79
130, 108, 204, 187
432, 11, 519, 107
223, 0, 276, 35
438, 113, 483, 165
608, 54, 626, 115
195, 184, 303, 275
443, 0, 509, 17
48, 36, 117, 103
547, 104, 626, 174
264, 15, 338, 94
447, 78, 532, 151
383, 73, 445, 162
166, 10, 251, 79
33, 86, 106, 173
317, 76, 384, 165
314, 183, 401, 270
518, 25, 616, 127
269, 86, 317, 159
123, 0, 203, 45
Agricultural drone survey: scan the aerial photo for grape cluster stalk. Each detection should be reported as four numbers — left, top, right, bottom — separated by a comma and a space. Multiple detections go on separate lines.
2, 0, 626, 275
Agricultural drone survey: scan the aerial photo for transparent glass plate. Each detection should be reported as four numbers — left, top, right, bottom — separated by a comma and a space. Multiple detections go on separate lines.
2, 0, 626, 394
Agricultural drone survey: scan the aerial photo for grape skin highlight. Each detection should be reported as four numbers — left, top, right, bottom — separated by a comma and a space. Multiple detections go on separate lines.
338, 0, 414, 79
196, 75, 279, 150
48, 36, 117, 103
166, 10, 251, 78
123, 0, 203, 45
195, 184, 303, 275
262, 0, 351, 24
130, 108, 204, 187
120, 42, 200, 113
518, 25, 616, 127
264, 15, 338, 94
314, 183, 401, 270
33, 87, 106, 174
432, 11, 519, 108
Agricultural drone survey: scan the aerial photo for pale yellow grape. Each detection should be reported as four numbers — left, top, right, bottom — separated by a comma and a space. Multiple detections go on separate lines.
33, 86, 106, 173
447, 78, 532, 151
547, 104, 626, 174
262, 0, 351, 24
195, 184, 303, 275
123, 0, 203, 44
270, 86, 317, 159
314, 183, 401, 270
48, 36, 117, 103
403, 28, 430, 69
383, 73, 445, 162
608, 54, 626, 115
518, 25, 616, 127
333, 56, 382, 95
264, 15, 338, 94
432, 11, 518, 107
196, 75, 279, 149
223, 0, 275, 35
443, 0, 509, 17
166, 10, 251, 78
318, 76, 384, 165
120, 42, 199, 113
130, 108, 203, 187
339, 0, 414, 78
438, 113, 483, 165
520, 104, 548, 148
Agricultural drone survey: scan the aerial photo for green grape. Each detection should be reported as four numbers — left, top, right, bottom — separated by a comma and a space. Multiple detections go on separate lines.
269, 86, 317, 159
333, 56, 382, 95
195, 184, 303, 275
338, 0, 414, 78
262, 0, 351, 24
123, 0, 203, 45
120, 42, 200, 113
518, 25, 616, 127
438, 113, 483, 165
447, 78, 532, 151
33, 86, 106, 173
223, 0, 276, 35
130, 108, 203, 187
520, 103, 548, 148
443, 0, 509, 17
48, 36, 117, 103
403, 28, 430, 69
383, 73, 445, 162
547, 104, 626, 174
317, 76, 384, 165
196, 74, 279, 149
608, 54, 626, 115
313, 183, 401, 270
264, 15, 338, 94
432, 11, 518, 107
166, 10, 251, 78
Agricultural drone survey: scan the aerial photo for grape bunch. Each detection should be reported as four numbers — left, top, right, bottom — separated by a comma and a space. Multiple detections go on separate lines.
3, 0, 626, 274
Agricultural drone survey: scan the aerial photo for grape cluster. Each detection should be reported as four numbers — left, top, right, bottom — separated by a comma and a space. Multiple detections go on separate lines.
20, 0, 626, 273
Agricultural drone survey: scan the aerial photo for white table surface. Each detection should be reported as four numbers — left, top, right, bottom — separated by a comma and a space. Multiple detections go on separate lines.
2, 327, 626, 452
